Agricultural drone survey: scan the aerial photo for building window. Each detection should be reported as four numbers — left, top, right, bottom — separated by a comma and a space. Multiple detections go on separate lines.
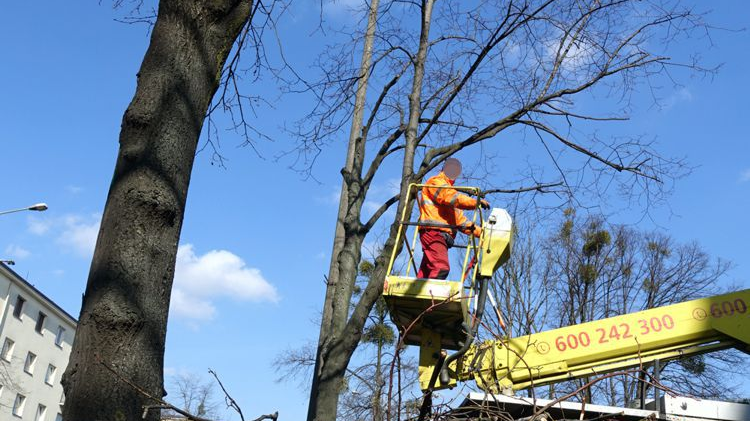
59, 391, 65, 405
13, 295, 26, 319
55, 414, 63, 421
24, 352, 37, 374
1, 338, 15, 362
36, 312, 47, 334
35, 404, 47, 421
55, 326, 66, 347
12, 393, 26, 417
45, 364, 57, 385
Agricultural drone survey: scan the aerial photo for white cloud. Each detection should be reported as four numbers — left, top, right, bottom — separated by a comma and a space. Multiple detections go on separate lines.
663, 87, 693, 109
362, 178, 401, 216
315, 185, 342, 206
27, 216, 53, 235
675, 87, 693, 102
323, 0, 363, 17
319, 179, 399, 211
27, 213, 101, 258
363, 200, 383, 214
370, 178, 401, 197
171, 289, 217, 321
66, 185, 84, 194
5, 244, 31, 259
545, 35, 596, 74
740, 168, 750, 183
57, 214, 101, 258
171, 244, 279, 323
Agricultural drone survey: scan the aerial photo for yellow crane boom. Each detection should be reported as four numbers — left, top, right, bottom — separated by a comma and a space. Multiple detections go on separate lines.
423, 288, 750, 393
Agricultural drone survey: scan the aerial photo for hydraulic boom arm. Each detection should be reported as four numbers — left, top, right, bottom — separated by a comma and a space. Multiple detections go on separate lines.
424, 289, 750, 393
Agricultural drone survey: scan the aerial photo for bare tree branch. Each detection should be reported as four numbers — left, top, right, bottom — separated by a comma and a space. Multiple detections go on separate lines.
483, 182, 564, 195
208, 369, 246, 421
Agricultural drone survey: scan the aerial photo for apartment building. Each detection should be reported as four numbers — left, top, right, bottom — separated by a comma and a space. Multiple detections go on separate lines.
0, 262, 76, 421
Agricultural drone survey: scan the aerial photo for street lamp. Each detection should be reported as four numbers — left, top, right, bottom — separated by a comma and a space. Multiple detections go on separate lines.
0, 203, 48, 216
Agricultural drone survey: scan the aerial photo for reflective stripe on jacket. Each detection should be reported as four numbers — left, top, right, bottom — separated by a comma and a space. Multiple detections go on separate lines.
418, 172, 481, 238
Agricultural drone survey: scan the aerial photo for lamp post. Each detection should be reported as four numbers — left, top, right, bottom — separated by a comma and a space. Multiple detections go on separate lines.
0, 204, 46, 264
0, 203, 45, 265
0, 203, 48, 216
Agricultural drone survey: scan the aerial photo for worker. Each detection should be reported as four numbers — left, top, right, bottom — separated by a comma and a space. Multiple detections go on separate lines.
417, 157, 489, 279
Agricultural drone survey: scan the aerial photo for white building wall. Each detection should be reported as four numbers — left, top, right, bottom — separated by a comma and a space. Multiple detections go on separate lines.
0, 264, 75, 421
0, 275, 10, 327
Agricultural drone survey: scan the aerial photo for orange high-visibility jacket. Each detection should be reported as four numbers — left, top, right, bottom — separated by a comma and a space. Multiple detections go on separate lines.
418, 172, 481, 238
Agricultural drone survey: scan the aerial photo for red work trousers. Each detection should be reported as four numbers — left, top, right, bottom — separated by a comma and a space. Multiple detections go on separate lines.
417, 229, 451, 279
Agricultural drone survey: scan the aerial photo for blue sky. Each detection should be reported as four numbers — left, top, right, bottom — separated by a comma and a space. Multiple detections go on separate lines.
1, 1, 749, 419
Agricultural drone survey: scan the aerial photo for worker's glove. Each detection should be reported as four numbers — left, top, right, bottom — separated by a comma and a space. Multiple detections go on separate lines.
468, 223, 482, 237
479, 199, 490, 210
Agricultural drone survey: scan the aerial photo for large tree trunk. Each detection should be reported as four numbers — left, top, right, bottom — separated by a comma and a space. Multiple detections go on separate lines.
307, 0, 380, 419
307, 1, 434, 419
62, 2, 252, 420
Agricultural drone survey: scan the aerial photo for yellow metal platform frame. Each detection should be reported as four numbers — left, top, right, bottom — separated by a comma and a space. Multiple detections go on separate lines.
382, 183, 513, 385
382, 184, 481, 351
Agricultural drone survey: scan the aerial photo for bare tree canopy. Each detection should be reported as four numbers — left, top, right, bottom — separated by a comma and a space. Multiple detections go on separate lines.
297, 1, 720, 419
164, 372, 221, 419
508, 210, 744, 406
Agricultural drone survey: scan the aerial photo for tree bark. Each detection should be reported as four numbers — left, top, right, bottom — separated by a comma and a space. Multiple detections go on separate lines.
307, 1, 435, 419
62, 2, 252, 420
308, 1, 380, 420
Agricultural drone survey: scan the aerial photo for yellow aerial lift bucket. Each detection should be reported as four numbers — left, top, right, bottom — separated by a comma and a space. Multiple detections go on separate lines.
382, 183, 513, 373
